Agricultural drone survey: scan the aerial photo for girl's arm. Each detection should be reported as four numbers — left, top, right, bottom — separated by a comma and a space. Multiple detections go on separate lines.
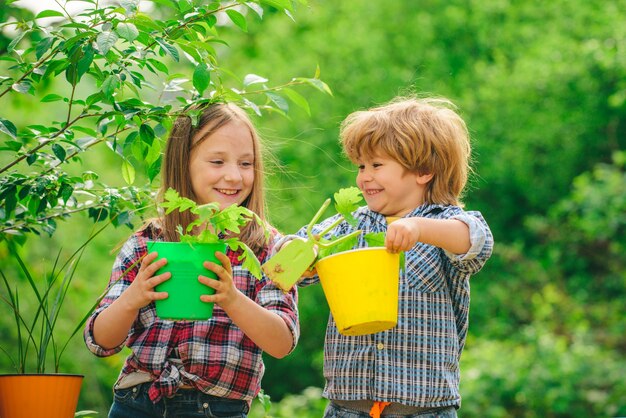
385, 217, 471, 254
92, 252, 171, 350
200, 252, 294, 358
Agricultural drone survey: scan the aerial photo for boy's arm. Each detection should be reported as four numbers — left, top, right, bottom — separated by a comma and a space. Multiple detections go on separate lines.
386, 217, 471, 254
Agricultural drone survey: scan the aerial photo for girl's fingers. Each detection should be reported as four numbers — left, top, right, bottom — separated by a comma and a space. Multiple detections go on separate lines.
151, 290, 169, 301
139, 251, 159, 270
198, 275, 219, 289
213, 252, 232, 274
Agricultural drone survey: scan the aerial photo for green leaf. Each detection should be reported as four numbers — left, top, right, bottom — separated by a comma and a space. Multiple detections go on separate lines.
245, 2, 264, 18
120, 0, 140, 15
76, 44, 95, 81
7, 31, 26, 52
35, 37, 55, 60
121, 160, 136, 185
226, 9, 248, 32
259, 0, 293, 12
35, 10, 65, 19
281, 87, 310, 115
116, 22, 139, 42
41, 94, 64, 102
294, 77, 333, 96
193, 63, 211, 95
334, 187, 363, 227
139, 123, 155, 145
51, 144, 66, 162
156, 38, 179, 62
266, 92, 289, 113
101, 75, 119, 99
243, 73, 268, 87
0, 118, 18, 138
12, 82, 32, 94
96, 31, 119, 55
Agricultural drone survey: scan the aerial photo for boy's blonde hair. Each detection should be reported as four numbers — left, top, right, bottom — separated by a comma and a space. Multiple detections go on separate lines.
340, 96, 471, 207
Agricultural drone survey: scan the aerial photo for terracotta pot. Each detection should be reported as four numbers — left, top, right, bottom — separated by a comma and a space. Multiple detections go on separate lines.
0, 374, 83, 418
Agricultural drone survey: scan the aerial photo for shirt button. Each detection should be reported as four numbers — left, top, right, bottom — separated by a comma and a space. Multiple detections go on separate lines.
203, 402, 209, 409
377, 342, 384, 350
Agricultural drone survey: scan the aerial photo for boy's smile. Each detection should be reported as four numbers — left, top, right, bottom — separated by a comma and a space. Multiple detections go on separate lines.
356, 154, 432, 217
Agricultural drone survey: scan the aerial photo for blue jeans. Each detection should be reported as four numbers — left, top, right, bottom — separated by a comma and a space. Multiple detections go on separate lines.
323, 402, 458, 418
109, 383, 249, 418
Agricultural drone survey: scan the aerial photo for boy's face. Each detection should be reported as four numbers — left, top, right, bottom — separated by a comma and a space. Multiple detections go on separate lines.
356, 153, 431, 217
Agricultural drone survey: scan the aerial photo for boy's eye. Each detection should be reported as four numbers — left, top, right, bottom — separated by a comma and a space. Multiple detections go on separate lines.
372, 163, 382, 168
357, 164, 365, 170
209, 160, 224, 165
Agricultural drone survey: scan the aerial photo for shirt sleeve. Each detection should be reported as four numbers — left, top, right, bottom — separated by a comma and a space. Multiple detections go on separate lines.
255, 239, 300, 353
83, 233, 146, 357
444, 210, 494, 274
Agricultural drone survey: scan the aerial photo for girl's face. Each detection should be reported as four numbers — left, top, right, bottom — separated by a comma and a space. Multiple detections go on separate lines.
189, 120, 255, 209
356, 153, 431, 217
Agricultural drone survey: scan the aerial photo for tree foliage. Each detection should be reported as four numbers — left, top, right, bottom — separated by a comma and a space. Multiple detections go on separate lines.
0, 0, 328, 239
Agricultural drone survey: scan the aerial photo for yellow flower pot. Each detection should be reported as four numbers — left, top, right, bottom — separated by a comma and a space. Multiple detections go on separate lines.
316, 247, 400, 336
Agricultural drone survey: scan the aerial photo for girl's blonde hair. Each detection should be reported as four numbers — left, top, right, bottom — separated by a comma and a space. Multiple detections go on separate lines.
340, 96, 471, 207
158, 102, 269, 253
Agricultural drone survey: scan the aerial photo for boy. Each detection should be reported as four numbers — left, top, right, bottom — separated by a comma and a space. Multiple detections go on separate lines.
300, 97, 493, 417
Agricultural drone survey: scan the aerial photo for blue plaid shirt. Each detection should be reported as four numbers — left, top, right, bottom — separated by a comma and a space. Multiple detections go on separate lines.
298, 204, 493, 408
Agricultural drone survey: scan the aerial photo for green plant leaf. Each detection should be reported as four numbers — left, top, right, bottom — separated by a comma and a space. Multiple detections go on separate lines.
259, 0, 293, 12
41, 94, 64, 102
101, 75, 119, 99
35, 10, 65, 19
226, 9, 248, 32
0, 118, 18, 138
193, 63, 211, 95
334, 187, 363, 227
122, 160, 136, 184
156, 38, 179, 62
243, 73, 268, 87
116, 22, 139, 42
281, 87, 309, 115
96, 30, 119, 55
52, 144, 66, 162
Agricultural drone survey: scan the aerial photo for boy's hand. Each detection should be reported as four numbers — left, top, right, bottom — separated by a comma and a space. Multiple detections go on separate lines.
200, 252, 242, 311
385, 218, 420, 253
121, 251, 171, 311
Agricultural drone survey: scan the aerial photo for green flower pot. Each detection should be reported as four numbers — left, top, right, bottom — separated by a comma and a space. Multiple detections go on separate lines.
147, 241, 227, 320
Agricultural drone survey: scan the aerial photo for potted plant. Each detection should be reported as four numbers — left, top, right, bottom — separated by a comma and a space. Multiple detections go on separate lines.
263, 187, 402, 336
147, 188, 268, 321
0, 230, 104, 418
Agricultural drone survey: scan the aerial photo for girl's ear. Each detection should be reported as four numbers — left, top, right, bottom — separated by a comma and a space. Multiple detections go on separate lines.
415, 173, 434, 185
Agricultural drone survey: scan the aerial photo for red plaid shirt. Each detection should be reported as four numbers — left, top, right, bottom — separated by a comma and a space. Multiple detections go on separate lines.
84, 224, 299, 403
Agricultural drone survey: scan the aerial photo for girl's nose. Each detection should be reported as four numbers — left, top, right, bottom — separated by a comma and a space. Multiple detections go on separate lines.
224, 164, 243, 182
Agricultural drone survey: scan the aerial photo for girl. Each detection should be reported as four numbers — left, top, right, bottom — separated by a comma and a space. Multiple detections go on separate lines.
84, 103, 299, 418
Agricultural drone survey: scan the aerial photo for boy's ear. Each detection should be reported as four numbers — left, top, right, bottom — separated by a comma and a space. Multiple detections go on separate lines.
415, 173, 434, 185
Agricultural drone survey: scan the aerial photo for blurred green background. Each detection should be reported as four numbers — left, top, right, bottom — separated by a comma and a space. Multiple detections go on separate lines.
1, 0, 625, 417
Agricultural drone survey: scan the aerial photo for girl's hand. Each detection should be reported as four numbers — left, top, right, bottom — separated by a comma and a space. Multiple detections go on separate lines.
120, 251, 171, 311
385, 218, 421, 253
199, 252, 242, 311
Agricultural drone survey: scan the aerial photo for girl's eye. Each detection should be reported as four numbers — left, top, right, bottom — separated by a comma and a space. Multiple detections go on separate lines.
357, 164, 365, 170
240, 161, 253, 168
209, 160, 224, 165
372, 163, 382, 168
